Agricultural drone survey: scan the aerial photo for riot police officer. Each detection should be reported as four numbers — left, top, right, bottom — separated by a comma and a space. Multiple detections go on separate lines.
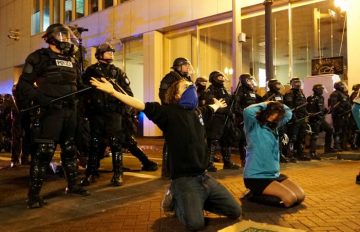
307, 84, 335, 159
81, 42, 131, 186
284, 78, 311, 161
17, 23, 89, 208
195, 77, 208, 107
159, 57, 192, 103
204, 71, 239, 171
233, 74, 260, 166
328, 81, 352, 150
159, 57, 192, 177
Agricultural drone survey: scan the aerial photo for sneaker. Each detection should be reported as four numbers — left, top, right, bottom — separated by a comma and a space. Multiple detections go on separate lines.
141, 160, 158, 171
161, 189, 174, 216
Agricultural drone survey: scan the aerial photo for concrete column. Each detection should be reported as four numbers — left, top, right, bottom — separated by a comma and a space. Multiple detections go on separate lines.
143, 31, 163, 136
347, 1, 360, 89
232, 0, 242, 90
263, 0, 273, 81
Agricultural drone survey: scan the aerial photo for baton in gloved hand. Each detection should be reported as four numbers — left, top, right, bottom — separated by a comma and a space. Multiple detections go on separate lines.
20, 86, 93, 112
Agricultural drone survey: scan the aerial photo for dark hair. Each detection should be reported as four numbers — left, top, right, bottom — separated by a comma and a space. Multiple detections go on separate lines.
163, 80, 183, 105
256, 102, 285, 125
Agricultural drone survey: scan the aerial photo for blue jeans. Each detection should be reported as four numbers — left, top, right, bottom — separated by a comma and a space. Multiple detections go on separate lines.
170, 174, 242, 231
352, 103, 360, 130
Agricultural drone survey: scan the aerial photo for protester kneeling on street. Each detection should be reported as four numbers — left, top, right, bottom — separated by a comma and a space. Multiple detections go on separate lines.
242, 101, 305, 207
91, 77, 242, 231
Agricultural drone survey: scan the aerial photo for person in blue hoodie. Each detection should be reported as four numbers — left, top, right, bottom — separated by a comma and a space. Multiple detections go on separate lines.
243, 101, 305, 207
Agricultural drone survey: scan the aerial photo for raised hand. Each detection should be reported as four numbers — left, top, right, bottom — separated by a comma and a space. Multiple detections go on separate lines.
90, 77, 115, 95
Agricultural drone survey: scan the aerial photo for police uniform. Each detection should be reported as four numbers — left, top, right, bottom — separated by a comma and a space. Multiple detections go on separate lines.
82, 62, 131, 186
17, 46, 88, 208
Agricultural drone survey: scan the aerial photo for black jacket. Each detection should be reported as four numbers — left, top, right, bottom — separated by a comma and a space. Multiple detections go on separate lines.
143, 102, 214, 179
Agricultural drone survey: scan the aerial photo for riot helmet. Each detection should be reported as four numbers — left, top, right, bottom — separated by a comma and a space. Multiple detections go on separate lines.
209, 71, 225, 86
312, 84, 324, 96
290, 77, 302, 90
352, 84, 360, 92
95, 42, 115, 63
334, 81, 348, 93
239, 73, 257, 91
195, 77, 208, 91
42, 23, 79, 56
267, 79, 282, 92
171, 57, 193, 76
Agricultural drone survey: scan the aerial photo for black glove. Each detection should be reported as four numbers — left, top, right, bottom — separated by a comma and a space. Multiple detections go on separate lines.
35, 92, 53, 107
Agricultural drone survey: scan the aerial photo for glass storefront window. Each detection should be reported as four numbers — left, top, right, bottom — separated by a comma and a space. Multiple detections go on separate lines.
198, 21, 233, 91
65, 0, 72, 24
31, 0, 40, 35
163, 28, 197, 81
43, 0, 50, 32
76, 0, 84, 19
89, 0, 98, 14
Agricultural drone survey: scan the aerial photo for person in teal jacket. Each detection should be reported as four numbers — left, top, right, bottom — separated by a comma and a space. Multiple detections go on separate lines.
243, 101, 305, 207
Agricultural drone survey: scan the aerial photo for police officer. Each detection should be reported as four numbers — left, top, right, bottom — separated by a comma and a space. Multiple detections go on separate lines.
81, 42, 130, 186
159, 57, 192, 103
328, 81, 352, 150
17, 23, 89, 208
233, 74, 260, 166
159, 57, 192, 177
284, 78, 311, 161
195, 77, 208, 107
204, 71, 239, 171
307, 84, 335, 159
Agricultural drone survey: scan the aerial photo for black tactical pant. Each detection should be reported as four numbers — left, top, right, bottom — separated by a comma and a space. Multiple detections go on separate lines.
309, 119, 333, 152
28, 105, 79, 200
86, 112, 124, 180
332, 115, 350, 150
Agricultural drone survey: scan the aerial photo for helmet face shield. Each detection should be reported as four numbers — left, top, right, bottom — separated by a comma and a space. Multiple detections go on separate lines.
247, 78, 258, 91
52, 28, 79, 47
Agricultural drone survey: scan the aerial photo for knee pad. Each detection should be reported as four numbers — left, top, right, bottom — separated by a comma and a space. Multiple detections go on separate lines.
62, 138, 77, 155
109, 137, 122, 151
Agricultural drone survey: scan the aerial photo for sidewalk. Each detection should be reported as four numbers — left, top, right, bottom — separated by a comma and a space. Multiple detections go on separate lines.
0, 138, 359, 232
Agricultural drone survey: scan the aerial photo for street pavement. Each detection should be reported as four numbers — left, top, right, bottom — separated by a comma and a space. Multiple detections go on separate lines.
0, 137, 359, 232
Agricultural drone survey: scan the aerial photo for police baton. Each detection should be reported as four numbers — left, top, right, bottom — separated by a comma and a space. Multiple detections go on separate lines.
223, 79, 242, 126
20, 86, 93, 112
291, 102, 308, 112
294, 111, 323, 123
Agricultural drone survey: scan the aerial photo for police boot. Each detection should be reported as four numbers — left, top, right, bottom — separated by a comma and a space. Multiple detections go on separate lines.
207, 141, 217, 172
286, 142, 297, 163
81, 137, 103, 186
62, 143, 90, 196
351, 131, 359, 150
222, 147, 240, 170
309, 152, 321, 160
111, 151, 124, 186
280, 153, 289, 163
128, 142, 158, 171
296, 144, 311, 161
333, 135, 342, 151
27, 143, 54, 208
324, 146, 337, 154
